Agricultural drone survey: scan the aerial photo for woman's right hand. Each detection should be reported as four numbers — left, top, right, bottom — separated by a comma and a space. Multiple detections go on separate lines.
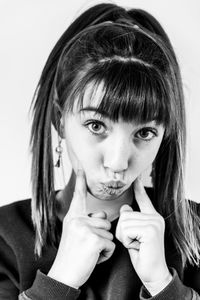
48, 169, 115, 289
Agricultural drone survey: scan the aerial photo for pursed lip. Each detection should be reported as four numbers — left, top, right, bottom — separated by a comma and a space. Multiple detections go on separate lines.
102, 180, 126, 189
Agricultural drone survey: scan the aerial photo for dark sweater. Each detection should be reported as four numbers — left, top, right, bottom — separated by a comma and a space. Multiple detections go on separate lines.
0, 191, 199, 300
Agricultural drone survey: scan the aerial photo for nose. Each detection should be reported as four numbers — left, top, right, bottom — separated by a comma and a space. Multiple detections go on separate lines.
103, 134, 131, 175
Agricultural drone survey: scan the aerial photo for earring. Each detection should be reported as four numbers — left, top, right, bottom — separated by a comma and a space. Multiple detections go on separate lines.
55, 138, 63, 168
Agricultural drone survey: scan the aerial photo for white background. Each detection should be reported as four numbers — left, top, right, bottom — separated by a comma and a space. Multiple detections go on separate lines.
0, 0, 199, 206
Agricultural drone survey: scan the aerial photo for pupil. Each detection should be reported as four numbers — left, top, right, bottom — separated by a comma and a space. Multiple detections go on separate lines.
140, 129, 148, 137
92, 123, 100, 131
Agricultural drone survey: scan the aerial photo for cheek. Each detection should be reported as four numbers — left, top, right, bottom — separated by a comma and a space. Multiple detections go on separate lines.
131, 140, 162, 174
64, 126, 100, 174
63, 115, 101, 187
65, 136, 87, 171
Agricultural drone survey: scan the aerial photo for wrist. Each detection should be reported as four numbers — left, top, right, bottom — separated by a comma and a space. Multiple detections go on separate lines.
48, 266, 80, 290
143, 271, 173, 296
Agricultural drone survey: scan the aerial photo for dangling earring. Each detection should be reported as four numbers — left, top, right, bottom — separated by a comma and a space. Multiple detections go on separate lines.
55, 137, 63, 168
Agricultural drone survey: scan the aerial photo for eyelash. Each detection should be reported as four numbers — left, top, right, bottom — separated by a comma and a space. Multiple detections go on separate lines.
84, 120, 107, 136
135, 127, 158, 142
84, 120, 158, 141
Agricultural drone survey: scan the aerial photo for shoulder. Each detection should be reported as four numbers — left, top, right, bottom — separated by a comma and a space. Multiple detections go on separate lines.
0, 198, 33, 241
0, 198, 32, 222
0, 198, 31, 214
188, 199, 200, 214
145, 187, 200, 214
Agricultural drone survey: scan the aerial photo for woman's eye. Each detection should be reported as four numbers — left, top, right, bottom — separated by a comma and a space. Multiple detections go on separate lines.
135, 128, 157, 141
86, 121, 106, 135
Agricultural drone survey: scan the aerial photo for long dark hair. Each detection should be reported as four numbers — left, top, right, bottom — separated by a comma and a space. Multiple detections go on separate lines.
30, 3, 200, 266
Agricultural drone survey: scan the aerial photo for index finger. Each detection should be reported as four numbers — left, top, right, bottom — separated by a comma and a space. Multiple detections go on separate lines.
133, 177, 156, 214
68, 168, 87, 217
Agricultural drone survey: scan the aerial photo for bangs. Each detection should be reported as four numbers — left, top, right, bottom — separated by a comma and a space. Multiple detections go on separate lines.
65, 60, 173, 130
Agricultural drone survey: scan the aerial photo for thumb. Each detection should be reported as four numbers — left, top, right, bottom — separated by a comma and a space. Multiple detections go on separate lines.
120, 204, 133, 214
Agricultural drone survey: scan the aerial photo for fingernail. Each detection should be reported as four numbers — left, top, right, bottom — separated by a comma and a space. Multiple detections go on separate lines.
100, 211, 107, 219
88, 211, 107, 219
120, 204, 132, 213
77, 159, 84, 170
77, 168, 84, 176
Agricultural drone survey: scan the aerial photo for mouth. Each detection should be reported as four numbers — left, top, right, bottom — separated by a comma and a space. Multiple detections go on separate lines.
100, 181, 126, 195
102, 180, 126, 189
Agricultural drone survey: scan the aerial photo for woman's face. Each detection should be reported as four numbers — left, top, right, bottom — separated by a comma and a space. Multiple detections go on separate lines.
63, 85, 165, 201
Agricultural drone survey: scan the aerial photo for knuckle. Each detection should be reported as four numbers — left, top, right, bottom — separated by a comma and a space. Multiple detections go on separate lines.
124, 238, 130, 248
146, 224, 157, 237
78, 224, 90, 236
70, 217, 80, 228
110, 241, 116, 253
120, 211, 129, 220
63, 214, 73, 227
89, 233, 100, 246
107, 232, 114, 240
115, 226, 120, 241
119, 211, 125, 218
119, 230, 130, 247
120, 220, 128, 233
68, 217, 87, 234
116, 222, 127, 242
95, 219, 111, 230
155, 214, 165, 229
105, 220, 112, 230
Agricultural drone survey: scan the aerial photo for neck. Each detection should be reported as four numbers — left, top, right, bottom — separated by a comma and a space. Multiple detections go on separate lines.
56, 171, 133, 222
86, 186, 133, 221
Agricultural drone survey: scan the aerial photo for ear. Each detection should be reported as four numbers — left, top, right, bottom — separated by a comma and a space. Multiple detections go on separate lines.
59, 118, 65, 139
52, 88, 66, 138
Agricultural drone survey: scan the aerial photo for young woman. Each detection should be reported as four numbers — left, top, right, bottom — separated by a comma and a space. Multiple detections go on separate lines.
0, 3, 199, 299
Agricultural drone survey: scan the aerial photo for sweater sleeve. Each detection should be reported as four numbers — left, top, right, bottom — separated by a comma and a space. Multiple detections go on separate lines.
139, 268, 200, 300
0, 240, 80, 300
0, 236, 20, 299
19, 270, 81, 300
0, 231, 80, 300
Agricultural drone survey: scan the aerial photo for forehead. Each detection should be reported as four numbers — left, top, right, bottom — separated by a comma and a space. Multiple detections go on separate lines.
73, 81, 105, 110
70, 82, 163, 130
66, 72, 169, 130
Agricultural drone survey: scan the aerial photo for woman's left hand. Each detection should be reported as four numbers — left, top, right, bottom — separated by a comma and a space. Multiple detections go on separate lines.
116, 177, 172, 296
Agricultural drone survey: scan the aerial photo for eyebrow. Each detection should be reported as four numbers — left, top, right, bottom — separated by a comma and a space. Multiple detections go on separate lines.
79, 106, 109, 117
